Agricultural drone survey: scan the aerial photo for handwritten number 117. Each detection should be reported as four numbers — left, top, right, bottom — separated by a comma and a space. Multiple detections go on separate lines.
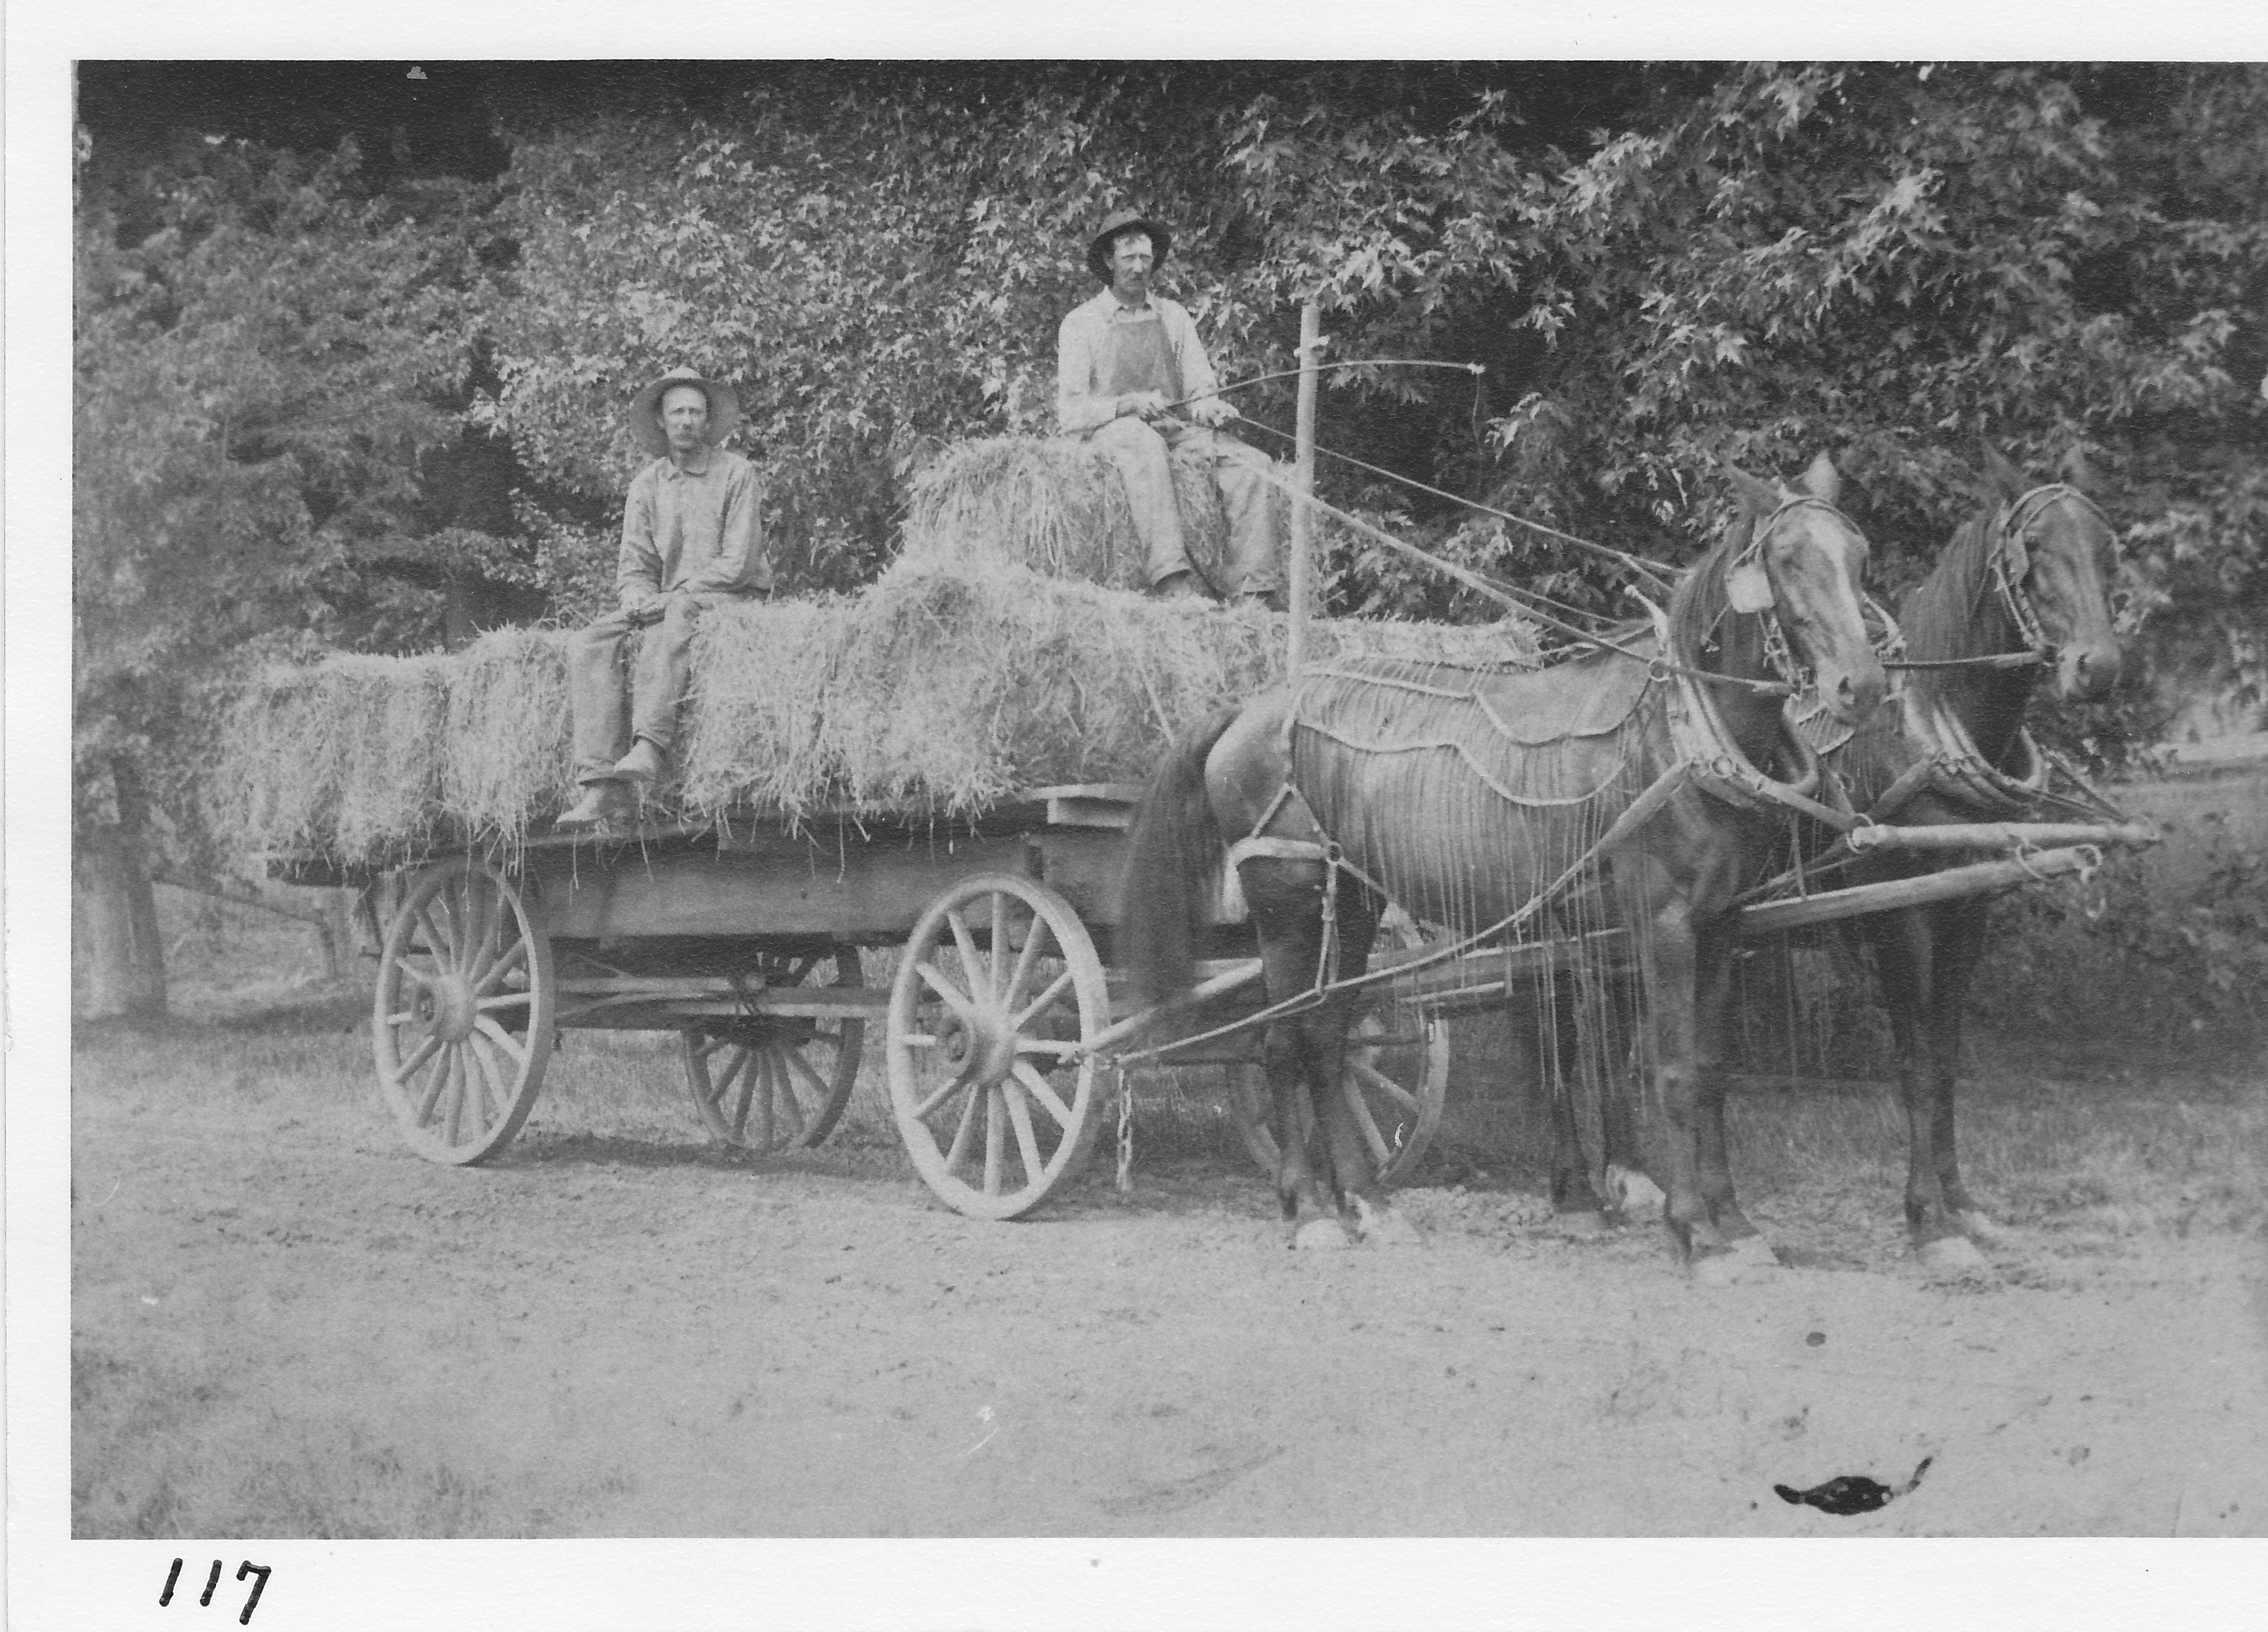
159, 1559, 269, 1624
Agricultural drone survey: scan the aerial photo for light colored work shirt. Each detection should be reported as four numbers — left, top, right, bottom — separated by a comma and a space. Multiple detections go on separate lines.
1056, 288, 1226, 435
616, 446, 770, 606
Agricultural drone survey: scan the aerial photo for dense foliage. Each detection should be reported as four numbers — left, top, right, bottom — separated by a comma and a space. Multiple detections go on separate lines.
72, 61, 2267, 1014
73, 137, 489, 871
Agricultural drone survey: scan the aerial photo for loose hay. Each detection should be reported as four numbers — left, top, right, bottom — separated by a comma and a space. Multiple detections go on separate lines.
677, 594, 858, 822
441, 627, 575, 846
903, 433, 1365, 594
225, 557, 1538, 865
225, 654, 452, 866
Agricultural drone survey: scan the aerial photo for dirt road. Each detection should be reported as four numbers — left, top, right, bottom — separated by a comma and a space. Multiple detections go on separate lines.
71, 1016, 2267, 1540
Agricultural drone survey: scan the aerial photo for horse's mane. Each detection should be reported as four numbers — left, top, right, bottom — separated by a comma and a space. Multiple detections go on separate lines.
1898, 504, 1999, 663
1663, 514, 1746, 665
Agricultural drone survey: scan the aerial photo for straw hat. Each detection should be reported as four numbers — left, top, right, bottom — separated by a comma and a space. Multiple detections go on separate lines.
630, 367, 742, 456
1086, 208, 1173, 284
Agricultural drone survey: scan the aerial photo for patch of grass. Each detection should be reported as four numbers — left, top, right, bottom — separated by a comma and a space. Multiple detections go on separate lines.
72, 1340, 611, 1538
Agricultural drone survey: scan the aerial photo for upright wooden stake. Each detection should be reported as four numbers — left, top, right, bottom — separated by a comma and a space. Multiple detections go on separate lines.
1288, 302, 1321, 679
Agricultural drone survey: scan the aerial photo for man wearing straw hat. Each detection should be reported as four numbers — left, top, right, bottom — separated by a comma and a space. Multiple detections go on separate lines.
1057, 209, 1285, 608
556, 367, 770, 829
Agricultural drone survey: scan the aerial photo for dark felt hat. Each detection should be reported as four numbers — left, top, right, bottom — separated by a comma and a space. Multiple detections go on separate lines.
630, 367, 742, 456
1086, 209, 1173, 284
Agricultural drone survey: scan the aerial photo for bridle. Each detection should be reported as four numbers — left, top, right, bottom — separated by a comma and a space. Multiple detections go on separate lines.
1985, 481, 2113, 665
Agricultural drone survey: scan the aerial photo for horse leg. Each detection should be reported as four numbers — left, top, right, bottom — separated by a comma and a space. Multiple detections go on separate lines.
1635, 900, 1737, 1273
1691, 921, 1778, 1271
1309, 896, 1423, 1248
1926, 898, 2006, 1250
1243, 856, 1351, 1248
1863, 907, 1977, 1267
1595, 968, 1665, 1222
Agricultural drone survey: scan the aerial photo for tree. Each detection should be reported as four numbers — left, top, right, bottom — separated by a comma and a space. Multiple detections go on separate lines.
73, 135, 486, 1016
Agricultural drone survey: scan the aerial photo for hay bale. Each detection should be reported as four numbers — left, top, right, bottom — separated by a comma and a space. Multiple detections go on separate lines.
815, 559, 1281, 814
678, 595, 860, 822
225, 653, 450, 864
221, 558, 1540, 863
903, 434, 1309, 592
440, 626, 575, 843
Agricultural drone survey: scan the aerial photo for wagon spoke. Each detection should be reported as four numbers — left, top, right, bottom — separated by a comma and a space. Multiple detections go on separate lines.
390, 1033, 442, 1086
747, 1051, 775, 1148
461, 882, 501, 978
472, 938, 528, 998
911, 1073, 968, 1121
1011, 1061, 1073, 1129
1004, 1083, 1046, 1187
1014, 1037, 1082, 1059
945, 908, 988, 1001
467, 1031, 513, 1125
941, 1085, 980, 1174
1011, 967, 1076, 1031
1349, 1058, 1422, 1115
389, 957, 438, 989
1003, 913, 1051, 1010
710, 1045, 750, 1122
1342, 1073, 1392, 1165
784, 1047, 836, 1115
438, 1050, 466, 1144
989, 892, 1010, 999
898, 1031, 942, 1050
771, 1049, 810, 1142
982, 1088, 1006, 1195
414, 904, 454, 967
412, 1049, 451, 1125
914, 959, 978, 1019
474, 1016, 528, 1068
477, 990, 533, 1012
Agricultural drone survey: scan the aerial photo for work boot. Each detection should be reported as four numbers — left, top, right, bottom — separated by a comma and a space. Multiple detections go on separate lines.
1238, 587, 1290, 615
612, 738, 668, 785
1149, 569, 1209, 601
555, 780, 630, 829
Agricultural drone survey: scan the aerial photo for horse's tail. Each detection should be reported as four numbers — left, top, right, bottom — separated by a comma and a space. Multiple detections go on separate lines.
1119, 704, 1239, 1009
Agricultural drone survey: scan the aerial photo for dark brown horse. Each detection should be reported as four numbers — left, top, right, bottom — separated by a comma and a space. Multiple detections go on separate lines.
1120, 456, 1885, 1276
1824, 444, 2125, 1266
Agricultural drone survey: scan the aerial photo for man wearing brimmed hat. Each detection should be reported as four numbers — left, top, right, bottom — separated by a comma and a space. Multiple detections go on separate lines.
1057, 208, 1284, 607
556, 367, 771, 829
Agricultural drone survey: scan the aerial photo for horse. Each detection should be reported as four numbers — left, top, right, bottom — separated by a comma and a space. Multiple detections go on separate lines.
1819, 443, 2125, 1267
1119, 454, 1886, 1277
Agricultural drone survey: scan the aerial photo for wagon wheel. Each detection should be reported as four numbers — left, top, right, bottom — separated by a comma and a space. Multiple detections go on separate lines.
886, 873, 1109, 1220
681, 948, 865, 1152
371, 855, 556, 1166
1231, 912, 1449, 1184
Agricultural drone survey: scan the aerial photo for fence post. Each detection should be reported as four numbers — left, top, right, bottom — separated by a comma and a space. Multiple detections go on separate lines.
1288, 301, 1321, 680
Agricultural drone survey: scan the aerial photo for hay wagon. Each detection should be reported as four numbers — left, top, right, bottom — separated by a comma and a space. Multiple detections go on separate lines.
268, 783, 1452, 1221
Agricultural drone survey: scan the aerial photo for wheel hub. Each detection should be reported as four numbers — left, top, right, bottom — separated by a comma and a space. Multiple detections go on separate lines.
430, 975, 477, 1043
937, 1003, 1017, 1088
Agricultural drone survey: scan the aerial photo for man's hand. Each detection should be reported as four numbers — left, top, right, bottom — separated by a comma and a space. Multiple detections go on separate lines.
1118, 390, 1169, 421
625, 591, 672, 628
1186, 397, 1236, 428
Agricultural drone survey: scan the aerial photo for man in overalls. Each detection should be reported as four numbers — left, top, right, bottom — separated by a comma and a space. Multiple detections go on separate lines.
1056, 210, 1285, 607
556, 367, 772, 829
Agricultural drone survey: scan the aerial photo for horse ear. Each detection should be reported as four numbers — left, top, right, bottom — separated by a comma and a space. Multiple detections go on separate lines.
2060, 445, 2099, 493
1796, 450, 1841, 506
1726, 557, 1775, 614
1978, 439, 2029, 502
1721, 463, 1781, 519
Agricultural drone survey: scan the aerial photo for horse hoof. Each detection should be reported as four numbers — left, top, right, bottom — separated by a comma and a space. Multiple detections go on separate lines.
1690, 1249, 1748, 1286
1726, 1234, 1783, 1272
1354, 1200, 1424, 1248
1607, 1165, 1666, 1220
1918, 1233, 1988, 1272
1953, 1209, 2011, 1247
1293, 1218, 1356, 1252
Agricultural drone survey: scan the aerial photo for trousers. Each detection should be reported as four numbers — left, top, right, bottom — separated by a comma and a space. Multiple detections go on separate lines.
566, 591, 737, 783
1087, 416, 1282, 592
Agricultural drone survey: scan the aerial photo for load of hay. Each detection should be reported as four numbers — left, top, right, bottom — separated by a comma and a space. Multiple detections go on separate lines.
900, 433, 1370, 594
225, 441, 1537, 868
